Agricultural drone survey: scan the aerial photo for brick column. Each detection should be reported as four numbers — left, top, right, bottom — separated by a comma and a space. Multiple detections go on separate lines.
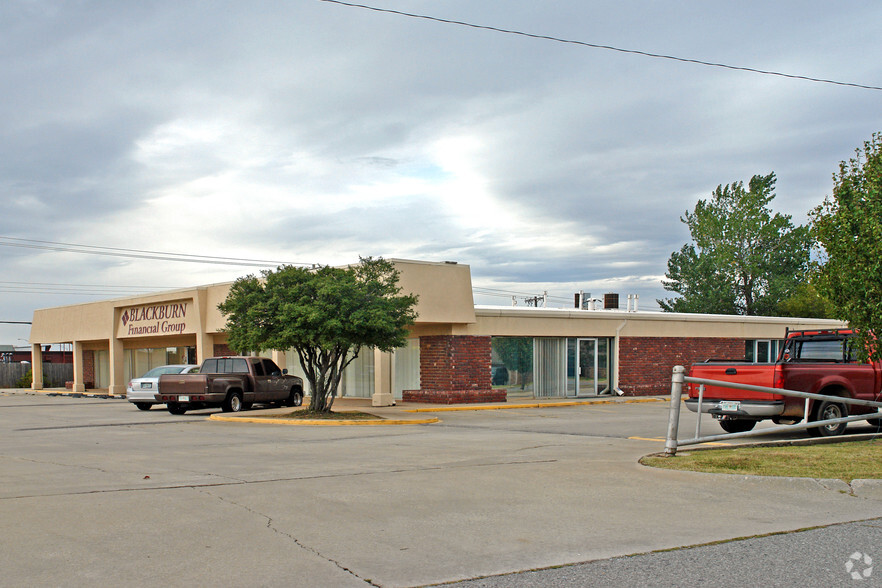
403, 335, 505, 404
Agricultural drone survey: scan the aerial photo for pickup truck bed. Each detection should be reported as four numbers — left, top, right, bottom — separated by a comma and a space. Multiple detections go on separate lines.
686, 329, 882, 436
157, 356, 304, 415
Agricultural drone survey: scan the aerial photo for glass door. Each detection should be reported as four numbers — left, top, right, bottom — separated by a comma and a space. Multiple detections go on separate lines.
577, 338, 598, 396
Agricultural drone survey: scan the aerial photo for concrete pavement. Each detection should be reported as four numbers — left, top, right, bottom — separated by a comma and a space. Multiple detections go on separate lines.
1, 391, 881, 586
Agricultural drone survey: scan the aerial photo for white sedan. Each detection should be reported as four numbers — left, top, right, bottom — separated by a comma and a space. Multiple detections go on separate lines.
127, 364, 199, 410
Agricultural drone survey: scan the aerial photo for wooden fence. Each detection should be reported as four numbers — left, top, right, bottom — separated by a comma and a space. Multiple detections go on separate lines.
0, 363, 74, 388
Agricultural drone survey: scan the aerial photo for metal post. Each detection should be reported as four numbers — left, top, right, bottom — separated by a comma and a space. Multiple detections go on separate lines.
695, 384, 705, 439
665, 366, 685, 456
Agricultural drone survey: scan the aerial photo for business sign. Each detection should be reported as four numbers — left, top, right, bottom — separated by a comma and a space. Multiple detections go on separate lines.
118, 301, 192, 338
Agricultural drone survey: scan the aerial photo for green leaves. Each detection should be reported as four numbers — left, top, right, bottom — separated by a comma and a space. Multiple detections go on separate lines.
659, 173, 812, 315
218, 257, 418, 411
811, 132, 882, 361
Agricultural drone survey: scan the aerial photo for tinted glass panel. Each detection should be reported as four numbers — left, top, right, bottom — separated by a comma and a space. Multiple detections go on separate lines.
798, 339, 844, 361
231, 358, 249, 373
263, 359, 281, 375
202, 359, 218, 373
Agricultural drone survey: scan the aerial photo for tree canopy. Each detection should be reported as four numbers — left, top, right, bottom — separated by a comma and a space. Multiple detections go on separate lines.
659, 173, 812, 316
811, 132, 882, 361
218, 257, 418, 412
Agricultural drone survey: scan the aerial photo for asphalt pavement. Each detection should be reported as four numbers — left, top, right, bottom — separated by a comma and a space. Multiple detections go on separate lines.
2, 389, 881, 587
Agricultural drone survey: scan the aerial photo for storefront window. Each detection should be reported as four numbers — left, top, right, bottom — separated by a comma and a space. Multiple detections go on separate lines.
342, 348, 374, 398
124, 347, 195, 382
745, 339, 781, 363
493, 336, 614, 399
393, 338, 420, 399
94, 350, 109, 388
491, 337, 534, 398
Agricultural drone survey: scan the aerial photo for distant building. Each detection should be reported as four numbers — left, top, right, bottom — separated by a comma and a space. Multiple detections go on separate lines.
28, 259, 842, 402
0, 344, 72, 364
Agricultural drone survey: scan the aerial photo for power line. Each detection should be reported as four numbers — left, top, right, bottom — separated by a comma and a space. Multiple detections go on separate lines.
0, 236, 316, 268
319, 0, 882, 92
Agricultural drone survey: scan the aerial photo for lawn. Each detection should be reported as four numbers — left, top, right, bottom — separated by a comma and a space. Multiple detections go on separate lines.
641, 439, 882, 483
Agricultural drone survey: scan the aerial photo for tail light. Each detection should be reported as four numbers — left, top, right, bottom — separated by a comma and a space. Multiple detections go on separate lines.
773, 364, 784, 390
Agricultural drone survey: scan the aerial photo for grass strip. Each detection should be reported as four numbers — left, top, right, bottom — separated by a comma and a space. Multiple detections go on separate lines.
641, 439, 882, 482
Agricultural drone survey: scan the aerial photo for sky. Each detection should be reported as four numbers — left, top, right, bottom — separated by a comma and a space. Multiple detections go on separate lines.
2, 0, 881, 346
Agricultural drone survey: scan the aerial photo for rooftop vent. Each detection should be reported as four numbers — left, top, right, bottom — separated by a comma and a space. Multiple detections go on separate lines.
604, 293, 619, 310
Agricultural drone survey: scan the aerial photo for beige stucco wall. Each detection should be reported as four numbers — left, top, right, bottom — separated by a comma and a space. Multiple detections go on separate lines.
27, 257, 846, 397
393, 259, 475, 324
465, 307, 846, 339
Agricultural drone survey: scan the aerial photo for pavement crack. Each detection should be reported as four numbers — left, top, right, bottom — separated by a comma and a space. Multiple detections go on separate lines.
196, 488, 378, 586
1, 454, 110, 474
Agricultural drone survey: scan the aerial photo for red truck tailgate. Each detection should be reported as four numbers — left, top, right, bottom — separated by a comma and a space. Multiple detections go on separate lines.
688, 363, 783, 401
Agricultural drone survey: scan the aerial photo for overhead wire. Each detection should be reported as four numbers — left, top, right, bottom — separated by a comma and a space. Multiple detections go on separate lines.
319, 0, 882, 92
0, 236, 316, 268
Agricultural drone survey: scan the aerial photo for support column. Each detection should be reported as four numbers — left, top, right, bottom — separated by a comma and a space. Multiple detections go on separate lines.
108, 337, 125, 396
72, 341, 85, 393
31, 343, 44, 391
196, 332, 214, 364
271, 350, 287, 371
372, 349, 395, 407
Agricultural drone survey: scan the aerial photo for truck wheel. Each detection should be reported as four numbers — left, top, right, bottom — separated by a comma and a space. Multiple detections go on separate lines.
167, 402, 187, 415
223, 392, 244, 413
286, 388, 303, 407
867, 417, 882, 430
809, 400, 847, 437
134, 403, 152, 411
719, 419, 756, 434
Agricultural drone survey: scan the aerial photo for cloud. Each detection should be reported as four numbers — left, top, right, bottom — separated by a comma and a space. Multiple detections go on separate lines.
1, 0, 881, 342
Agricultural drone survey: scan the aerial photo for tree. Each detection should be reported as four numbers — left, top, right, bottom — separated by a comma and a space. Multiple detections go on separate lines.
811, 132, 882, 361
218, 257, 418, 412
658, 173, 812, 315
775, 282, 835, 319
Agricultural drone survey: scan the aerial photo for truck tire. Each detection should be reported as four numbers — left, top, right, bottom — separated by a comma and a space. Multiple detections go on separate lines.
719, 419, 757, 434
134, 402, 152, 411
222, 392, 244, 413
286, 388, 303, 407
167, 402, 187, 415
809, 400, 847, 437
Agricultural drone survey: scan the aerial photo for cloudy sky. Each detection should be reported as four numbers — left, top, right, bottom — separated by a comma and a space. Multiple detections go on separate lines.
2, 0, 880, 345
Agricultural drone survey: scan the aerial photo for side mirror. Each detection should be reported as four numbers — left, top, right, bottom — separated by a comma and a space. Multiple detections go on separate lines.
282, 368, 288, 375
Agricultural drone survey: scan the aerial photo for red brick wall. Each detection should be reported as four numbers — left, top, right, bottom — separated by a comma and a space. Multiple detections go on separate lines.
83, 350, 95, 389
618, 336, 744, 396
213, 343, 236, 357
420, 335, 492, 390
404, 335, 505, 404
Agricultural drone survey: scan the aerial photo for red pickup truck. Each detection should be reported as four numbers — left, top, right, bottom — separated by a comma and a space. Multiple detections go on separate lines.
686, 329, 882, 436
157, 356, 304, 415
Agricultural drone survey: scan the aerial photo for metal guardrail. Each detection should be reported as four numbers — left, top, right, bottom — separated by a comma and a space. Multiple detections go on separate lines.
665, 365, 882, 456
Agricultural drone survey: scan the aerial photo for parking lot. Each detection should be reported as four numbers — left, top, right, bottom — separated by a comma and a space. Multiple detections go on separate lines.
2, 392, 882, 587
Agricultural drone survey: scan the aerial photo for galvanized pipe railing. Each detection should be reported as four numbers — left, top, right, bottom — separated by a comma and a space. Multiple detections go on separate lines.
665, 366, 882, 456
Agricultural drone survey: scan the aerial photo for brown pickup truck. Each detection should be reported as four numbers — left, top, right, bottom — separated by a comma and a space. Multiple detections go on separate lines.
686, 329, 882, 436
156, 356, 304, 415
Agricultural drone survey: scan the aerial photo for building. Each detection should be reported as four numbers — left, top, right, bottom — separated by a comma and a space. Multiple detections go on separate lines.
28, 259, 842, 403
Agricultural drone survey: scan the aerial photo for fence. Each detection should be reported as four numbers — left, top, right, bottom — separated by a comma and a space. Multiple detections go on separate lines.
665, 365, 882, 456
0, 363, 74, 388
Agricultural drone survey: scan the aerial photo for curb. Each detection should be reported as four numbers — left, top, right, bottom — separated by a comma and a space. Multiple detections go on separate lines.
0, 389, 126, 400
208, 414, 440, 426
403, 396, 665, 413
